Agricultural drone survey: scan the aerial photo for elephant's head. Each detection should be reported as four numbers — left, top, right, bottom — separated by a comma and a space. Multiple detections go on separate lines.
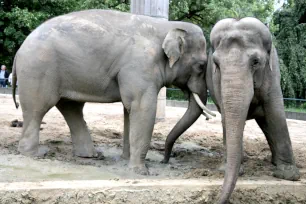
162, 28, 207, 95
210, 18, 274, 203
161, 27, 215, 163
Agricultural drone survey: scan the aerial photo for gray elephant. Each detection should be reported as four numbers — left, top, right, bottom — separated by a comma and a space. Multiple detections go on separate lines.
163, 17, 300, 203
11, 9, 214, 175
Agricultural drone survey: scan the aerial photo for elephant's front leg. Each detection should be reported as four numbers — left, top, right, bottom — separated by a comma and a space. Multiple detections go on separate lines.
128, 90, 157, 175
257, 96, 300, 181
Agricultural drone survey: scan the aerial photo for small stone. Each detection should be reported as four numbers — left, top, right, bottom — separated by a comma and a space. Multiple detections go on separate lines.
96, 151, 105, 160
21, 192, 28, 197
150, 141, 165, 151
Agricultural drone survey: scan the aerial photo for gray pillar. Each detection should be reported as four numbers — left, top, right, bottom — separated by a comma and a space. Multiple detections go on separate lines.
131, 0, 169, 19
130, 0, 169, 121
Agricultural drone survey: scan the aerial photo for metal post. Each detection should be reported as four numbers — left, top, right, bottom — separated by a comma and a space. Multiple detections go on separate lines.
130, 0, 169, 122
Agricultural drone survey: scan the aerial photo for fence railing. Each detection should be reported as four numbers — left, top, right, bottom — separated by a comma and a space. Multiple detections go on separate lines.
166, 88, 215, 104
1, 87, 305, 113
166, 88, 306, 113
283, 98, 306, 113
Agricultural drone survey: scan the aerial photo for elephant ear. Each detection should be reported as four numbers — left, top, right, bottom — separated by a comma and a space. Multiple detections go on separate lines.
162, 28, 187, 68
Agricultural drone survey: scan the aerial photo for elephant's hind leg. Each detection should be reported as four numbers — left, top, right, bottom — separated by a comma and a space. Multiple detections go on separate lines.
121, 107, 130, 160
257, 94, 300, 181
18, 94, 59, 157
56, 100, 97, 158
18, 110, 50, 157
255, 115, 300, 181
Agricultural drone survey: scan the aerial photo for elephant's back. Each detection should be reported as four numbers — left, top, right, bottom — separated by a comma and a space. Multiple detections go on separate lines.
26, 9, 169, 42
17, 10, 134, 68
18, 9, 171, 61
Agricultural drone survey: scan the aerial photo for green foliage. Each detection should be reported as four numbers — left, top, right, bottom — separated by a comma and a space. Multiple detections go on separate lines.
0, 0, 80, 67
78, 0, 129, 11
0, 0, 129, 68
170, 0, 273, 22
169, 0, 274, 45
273, 0, 306, 98
166, 88, 187, 101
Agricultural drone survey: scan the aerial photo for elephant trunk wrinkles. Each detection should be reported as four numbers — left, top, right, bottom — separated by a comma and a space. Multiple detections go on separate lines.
163, 91, 204, 163
218, 72, 253, 204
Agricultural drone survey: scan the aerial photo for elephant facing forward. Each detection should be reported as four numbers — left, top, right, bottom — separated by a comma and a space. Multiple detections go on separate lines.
163, 17, 300, 203
12, 10, 214, 175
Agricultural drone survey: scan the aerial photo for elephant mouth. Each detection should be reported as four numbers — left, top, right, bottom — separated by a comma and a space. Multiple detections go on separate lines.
192, 93, 216, 119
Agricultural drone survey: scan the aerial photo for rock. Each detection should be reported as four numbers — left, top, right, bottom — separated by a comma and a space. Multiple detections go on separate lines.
150, 141, 165, 151
10, 119, 23, 127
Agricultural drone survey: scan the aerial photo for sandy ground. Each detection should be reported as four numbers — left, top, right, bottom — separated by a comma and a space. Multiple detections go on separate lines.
0, 94, 306, 182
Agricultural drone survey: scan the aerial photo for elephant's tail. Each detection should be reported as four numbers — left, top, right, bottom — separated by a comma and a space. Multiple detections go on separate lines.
12, 54, 19, 109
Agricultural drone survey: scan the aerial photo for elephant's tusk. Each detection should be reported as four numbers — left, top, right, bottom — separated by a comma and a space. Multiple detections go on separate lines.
192, 93, 216, 117
202, 112, 212, 120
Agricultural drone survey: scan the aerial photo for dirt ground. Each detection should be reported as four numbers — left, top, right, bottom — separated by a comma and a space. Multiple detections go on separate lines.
0, 94, 306, 182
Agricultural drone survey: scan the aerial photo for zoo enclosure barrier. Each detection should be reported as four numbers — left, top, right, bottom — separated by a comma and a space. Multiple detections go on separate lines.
166, 88, 306, 114
1, 87, 306, 120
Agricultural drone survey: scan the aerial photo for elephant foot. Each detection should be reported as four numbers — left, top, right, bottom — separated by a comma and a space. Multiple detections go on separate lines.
74, 146, 99, 158
218, 163, 244, 176
273, 164, 300, 181
95, 151, 105, 160
160, 149, 171, 164
130, 164, 150, 175
160, 158, 170, 164
121, 152, 130, 160
19, 144, 49, 158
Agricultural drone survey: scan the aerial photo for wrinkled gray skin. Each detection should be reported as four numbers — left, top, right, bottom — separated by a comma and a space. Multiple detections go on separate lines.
12, 10, 208, 175
162, 17, 300, 203
206, 18, 300, 203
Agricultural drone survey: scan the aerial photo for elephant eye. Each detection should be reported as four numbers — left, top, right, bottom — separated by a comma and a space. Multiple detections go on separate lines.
193, 63, 203, 72
251, 58, 260, 70
253, 59, 259, 65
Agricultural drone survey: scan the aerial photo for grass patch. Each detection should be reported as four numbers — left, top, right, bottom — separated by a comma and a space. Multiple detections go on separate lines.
284, 108, 306, 113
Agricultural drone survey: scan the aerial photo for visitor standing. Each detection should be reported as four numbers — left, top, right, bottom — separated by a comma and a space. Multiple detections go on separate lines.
0, 65, 9, 88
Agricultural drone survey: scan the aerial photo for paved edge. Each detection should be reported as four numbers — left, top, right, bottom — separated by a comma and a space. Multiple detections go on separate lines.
0, 179, 305, 190
1, 179, 306, 203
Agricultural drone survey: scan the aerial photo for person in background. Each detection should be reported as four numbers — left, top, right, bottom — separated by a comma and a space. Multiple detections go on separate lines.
0, 65, 10, 88
8, 72, 17, 87
8, 72, 12, 86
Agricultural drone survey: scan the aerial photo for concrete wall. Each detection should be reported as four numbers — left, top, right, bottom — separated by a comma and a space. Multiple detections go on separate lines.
0, 87, 14, 95
285, 111, 306, 120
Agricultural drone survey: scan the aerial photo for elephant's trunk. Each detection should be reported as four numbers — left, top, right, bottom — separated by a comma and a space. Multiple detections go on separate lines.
218, 70, 253, 204
162, 91, 205, 163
